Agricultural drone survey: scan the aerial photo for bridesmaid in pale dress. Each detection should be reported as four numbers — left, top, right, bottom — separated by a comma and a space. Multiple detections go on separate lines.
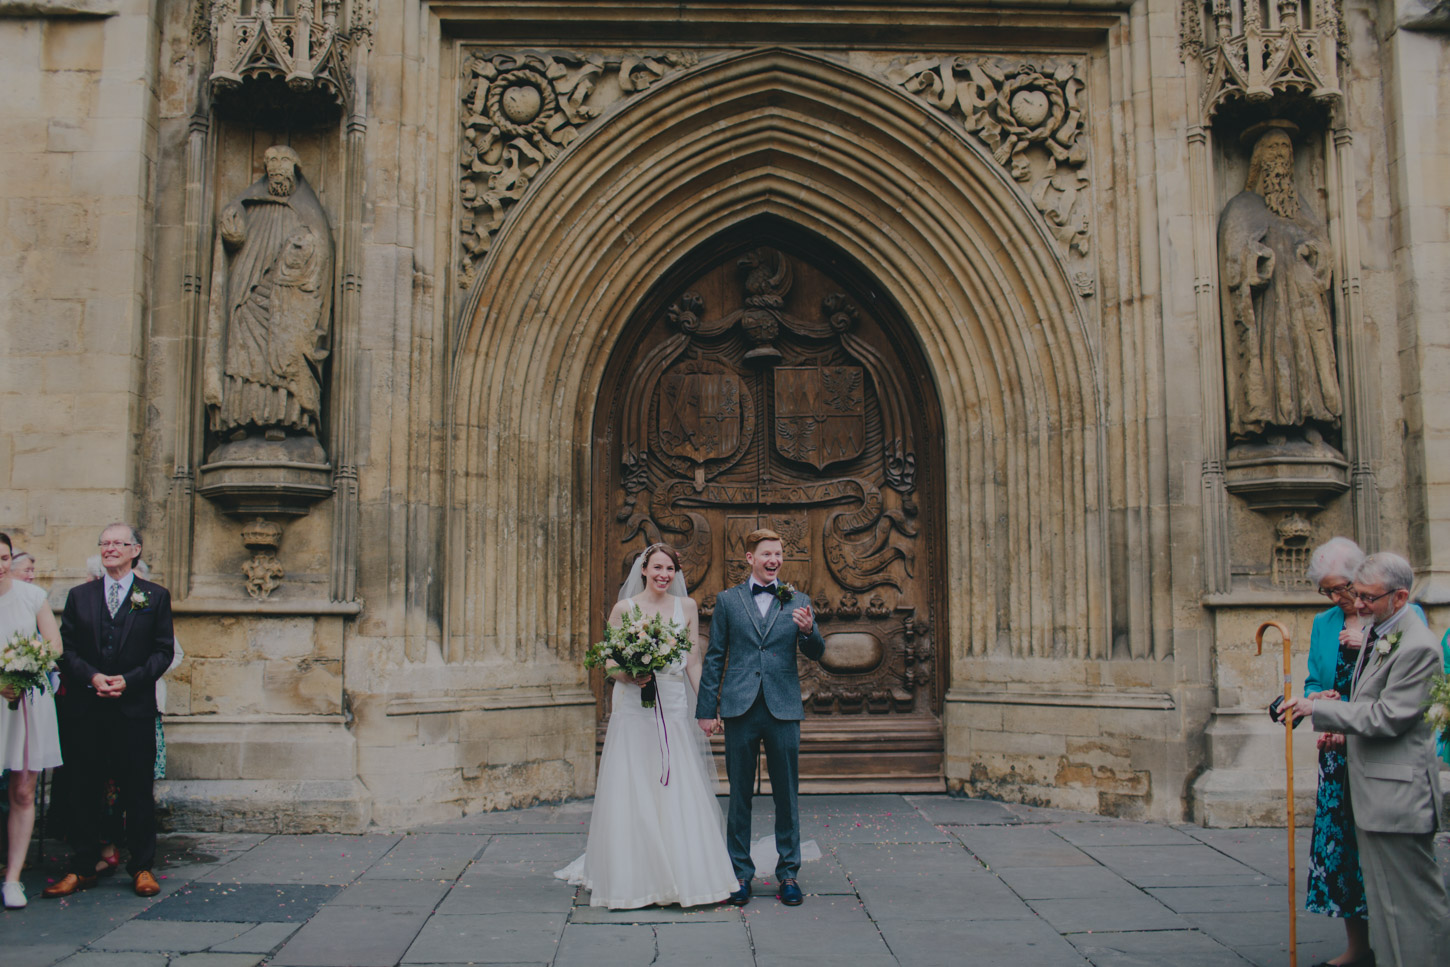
0, 532, 64, 910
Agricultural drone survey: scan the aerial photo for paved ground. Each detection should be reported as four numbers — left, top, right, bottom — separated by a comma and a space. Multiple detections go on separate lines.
5, 795, 1450, 966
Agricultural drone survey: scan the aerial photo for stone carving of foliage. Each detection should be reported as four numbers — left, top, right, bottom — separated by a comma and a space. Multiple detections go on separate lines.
887, 56, 1092, 260
457, 49, 698, 288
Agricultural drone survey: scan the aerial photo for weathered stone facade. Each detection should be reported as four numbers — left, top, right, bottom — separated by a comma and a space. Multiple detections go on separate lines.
1, 0, 1447, 829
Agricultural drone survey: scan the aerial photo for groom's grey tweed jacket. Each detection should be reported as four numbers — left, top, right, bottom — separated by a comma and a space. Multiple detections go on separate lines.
695, 581, 826, 721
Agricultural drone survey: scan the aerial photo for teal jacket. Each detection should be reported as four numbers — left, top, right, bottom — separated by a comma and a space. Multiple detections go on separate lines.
1305, 603, 1428, 696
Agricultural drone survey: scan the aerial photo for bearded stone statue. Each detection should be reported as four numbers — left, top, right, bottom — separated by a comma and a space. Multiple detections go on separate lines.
204, 145, 334, 449
1218, 128, 1342, 445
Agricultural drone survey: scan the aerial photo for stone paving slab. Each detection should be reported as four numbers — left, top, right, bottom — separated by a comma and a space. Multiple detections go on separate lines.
550, 923, 656, 966
363, 834, 488, 881
208, 920, 304, 953
1179, 825, 1311, 881
903, 795, 1020, 825
205, 834, 402, 885
854, 870, 1035, 921
9, 944, 87, 967
655, 920, 753, 966
1051, 820, 1202, 847
330, 878, 452, 911
270, 906, 432, 967
948, 825, 1099, 869
1145, 882, 1295, 914
436, 871, 578, 915
90, 919, 256, 951
401, 912, 567, 964
464, 833, 585, 874
566, 898, 740, 922
833, 841, 982, 876
1066, 928, 1252, 966
137, 882, 344, 921
1079, 843, 1268, 885
995, 865, 1144, 900
53, 954, 169, 967
875, 916, 1090, 967
9, 798, 1445, 967
1025, 893, 1191, 933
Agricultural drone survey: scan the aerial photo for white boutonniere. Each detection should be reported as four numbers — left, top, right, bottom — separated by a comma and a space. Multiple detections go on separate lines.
130, 589, 150, 610
1373, 630, 1401, 660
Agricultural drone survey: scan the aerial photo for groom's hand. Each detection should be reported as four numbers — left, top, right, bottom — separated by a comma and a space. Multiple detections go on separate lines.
791, 605, 814, 632
697, 718, 717, 737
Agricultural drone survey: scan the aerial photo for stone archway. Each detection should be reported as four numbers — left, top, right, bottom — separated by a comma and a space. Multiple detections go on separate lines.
445, 48, 1109, 779
591, 219, 949, 787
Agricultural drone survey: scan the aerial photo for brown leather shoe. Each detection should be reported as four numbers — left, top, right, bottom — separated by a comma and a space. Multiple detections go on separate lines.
133, 871, 161, 897
41, 873, 98, 898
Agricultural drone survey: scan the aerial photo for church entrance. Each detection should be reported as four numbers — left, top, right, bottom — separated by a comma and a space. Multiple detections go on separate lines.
591, 221, 946, 790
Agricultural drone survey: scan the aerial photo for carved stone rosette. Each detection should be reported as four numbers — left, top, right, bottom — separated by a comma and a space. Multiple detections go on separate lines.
1181, 0, 1345, 119
887, 56, 1093, 264
457, 49, 698, 288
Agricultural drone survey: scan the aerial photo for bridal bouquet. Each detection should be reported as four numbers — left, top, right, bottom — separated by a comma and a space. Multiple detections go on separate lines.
1425, 672, 1450, 733
1, 630, 61, 710
585, 604, 691, 708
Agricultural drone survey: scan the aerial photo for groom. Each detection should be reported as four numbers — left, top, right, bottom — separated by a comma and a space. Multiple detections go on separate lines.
696, 528, 825, 907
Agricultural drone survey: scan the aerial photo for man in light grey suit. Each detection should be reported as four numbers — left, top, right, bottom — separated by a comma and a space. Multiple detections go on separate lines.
696, 528, 825, 907
1284, 552, 1450, 967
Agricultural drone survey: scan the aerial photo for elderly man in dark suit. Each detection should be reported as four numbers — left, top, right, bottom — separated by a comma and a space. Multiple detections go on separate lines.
696, 528, 825, 908
1283, 552, 1450, 967
44, 523, 175, 899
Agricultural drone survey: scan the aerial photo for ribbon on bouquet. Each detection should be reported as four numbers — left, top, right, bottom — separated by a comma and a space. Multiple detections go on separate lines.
653, 699, 672, 786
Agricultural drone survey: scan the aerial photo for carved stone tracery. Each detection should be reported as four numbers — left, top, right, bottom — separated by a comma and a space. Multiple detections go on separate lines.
457, 49, 698, 288
887, 56, 1093, 261
1181, 0, 1345, 118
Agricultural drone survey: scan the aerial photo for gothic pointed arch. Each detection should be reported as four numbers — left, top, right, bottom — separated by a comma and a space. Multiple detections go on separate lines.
446, 47, 1110, 680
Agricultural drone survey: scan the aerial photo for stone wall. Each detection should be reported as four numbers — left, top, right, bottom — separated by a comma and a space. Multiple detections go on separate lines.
0, 0, 159, 586
3, 0, 1447, 830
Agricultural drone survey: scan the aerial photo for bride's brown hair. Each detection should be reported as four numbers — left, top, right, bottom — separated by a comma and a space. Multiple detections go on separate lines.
640, 542, 681, 571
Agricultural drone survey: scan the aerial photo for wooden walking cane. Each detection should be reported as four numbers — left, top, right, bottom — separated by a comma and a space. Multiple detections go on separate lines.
1256, 620, 1297, 967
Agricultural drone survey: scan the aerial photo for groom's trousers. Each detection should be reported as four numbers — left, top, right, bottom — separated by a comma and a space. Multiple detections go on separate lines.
723, 691, 801, 881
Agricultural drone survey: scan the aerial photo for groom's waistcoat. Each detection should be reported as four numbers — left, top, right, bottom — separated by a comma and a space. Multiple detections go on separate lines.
695, 582, 826, 721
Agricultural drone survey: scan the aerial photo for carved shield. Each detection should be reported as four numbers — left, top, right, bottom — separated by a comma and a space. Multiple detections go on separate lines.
658, 371, 742, 464
774, 366, 865, 470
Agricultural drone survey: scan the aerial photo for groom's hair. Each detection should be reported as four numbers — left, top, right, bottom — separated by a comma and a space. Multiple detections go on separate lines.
744, 528, 781, 553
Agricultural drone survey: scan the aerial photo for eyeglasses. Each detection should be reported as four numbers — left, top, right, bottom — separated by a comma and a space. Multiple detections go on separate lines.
1317, 583, 1354, 598
1351, 588, 1397, 604
97, 541, 137, 549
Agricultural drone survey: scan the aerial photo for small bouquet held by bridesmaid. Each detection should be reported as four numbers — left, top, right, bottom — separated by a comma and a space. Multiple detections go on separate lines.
1424, 672, 1450, 733
1, 630, 61, 710
585, 604, 691, 708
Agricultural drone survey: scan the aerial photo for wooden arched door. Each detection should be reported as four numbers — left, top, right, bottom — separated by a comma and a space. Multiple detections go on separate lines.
592, 223, 945, 790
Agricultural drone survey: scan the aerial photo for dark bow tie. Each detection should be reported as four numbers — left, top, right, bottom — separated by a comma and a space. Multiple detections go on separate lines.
752, 583, 777, 596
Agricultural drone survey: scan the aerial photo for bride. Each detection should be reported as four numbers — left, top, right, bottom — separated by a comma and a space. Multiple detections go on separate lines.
555, 543, 737, 908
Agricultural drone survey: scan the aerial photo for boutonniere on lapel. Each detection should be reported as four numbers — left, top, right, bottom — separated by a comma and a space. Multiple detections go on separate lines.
770, 582, 798, 608
129, 589, 151, 611
1372, 630, 1402, 662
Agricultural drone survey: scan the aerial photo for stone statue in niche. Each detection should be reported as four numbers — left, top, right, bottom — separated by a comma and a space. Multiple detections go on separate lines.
204, 145, 334, 460
1218, 126, 1341, 445
1218, 124, 1348, 511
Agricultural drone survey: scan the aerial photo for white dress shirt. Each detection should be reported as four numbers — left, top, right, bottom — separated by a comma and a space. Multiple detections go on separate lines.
103, 571, 136, 615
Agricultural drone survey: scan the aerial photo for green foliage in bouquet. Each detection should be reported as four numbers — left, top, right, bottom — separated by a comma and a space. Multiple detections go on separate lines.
584, 603, 692, 708
1, 630, 61, 710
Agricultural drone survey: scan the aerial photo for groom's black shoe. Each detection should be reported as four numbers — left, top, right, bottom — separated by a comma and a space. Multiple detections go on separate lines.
777, 878, 804, 906
728, 878, 752, 906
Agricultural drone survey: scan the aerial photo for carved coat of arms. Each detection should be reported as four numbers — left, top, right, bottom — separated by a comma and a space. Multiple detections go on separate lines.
774, 366, 865, 470
658, 370, 743, 464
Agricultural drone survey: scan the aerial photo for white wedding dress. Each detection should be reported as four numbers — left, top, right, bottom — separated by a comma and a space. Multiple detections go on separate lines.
555, 596, 737, 908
